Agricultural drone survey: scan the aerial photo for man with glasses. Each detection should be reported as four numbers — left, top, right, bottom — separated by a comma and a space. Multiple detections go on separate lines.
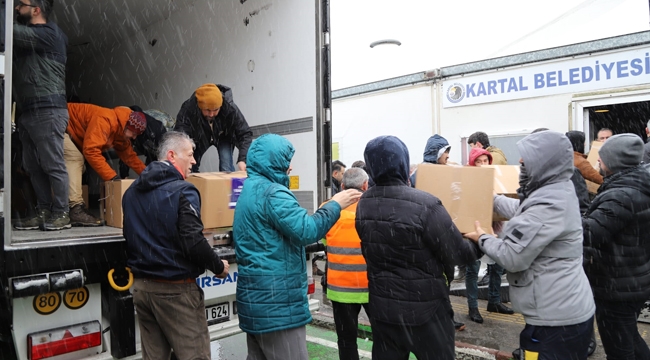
175, 83, 252, 172
13, 0, 71, 231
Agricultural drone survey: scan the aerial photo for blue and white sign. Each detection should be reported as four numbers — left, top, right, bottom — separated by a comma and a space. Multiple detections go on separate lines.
442, 47, 650, 108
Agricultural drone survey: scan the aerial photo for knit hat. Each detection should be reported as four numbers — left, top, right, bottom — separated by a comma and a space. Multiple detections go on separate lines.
195, 84, 223, 110
125, 111, 147, 136
598, 133, 644, 174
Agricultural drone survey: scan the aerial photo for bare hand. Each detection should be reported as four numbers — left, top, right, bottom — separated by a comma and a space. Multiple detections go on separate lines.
237, 161, 247, 172
216, 260, 230, 279
331, 189, 362, 209
464, 221, 487, 244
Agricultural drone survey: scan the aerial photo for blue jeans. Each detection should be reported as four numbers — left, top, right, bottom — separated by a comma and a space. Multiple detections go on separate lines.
595, 299, 650, 360
465, 260, 504, 308
217, 138, 235, 172
18, 108, 69, 213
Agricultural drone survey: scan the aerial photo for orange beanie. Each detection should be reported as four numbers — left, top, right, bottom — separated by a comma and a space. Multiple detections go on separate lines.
195, 84, 223, 110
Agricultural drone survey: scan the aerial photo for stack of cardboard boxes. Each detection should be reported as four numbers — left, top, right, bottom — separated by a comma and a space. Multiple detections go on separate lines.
103, 172, 247, 229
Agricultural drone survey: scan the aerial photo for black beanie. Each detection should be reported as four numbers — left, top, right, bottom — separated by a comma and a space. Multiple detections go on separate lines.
598, 134, 643, 174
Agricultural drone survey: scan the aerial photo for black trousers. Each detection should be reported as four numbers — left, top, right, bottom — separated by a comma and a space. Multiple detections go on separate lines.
519, 316, 593, 360
595, 299, 650, 360
371, 302, 455, 360
331, 301, 371, 360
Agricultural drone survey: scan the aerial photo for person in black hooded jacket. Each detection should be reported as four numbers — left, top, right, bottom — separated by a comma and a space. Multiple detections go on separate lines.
356, 135, 480, 360
175, 84, 252, 172
582, 134, 650, 360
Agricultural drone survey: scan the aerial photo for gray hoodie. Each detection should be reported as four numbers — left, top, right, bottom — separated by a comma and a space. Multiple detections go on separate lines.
479, 131, 595, 327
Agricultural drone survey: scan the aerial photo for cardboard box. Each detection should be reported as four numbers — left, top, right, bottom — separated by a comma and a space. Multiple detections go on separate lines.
483, 165, 520, 197
187, 171, 247, 229
415, 164, 494, 233
103, 179, 135, 228
483, 165, 520, 221
585, 141, 603, 194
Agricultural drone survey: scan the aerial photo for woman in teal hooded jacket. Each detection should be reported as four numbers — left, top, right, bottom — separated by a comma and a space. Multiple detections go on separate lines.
234, 134, 360, 358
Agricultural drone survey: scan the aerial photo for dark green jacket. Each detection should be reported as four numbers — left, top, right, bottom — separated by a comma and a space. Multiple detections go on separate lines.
13, 22, 67, 111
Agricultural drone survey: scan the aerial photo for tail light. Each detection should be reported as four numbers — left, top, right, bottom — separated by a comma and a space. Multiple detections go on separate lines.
307, 276, 315, 295
28, 321, 102, 360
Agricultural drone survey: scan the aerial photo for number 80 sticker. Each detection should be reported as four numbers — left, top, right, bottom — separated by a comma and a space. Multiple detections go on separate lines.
63, 287, 89, 310
33, 292, 62, 315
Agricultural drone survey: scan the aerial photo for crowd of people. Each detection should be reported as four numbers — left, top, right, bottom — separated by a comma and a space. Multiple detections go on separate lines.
14, 0, 253, 230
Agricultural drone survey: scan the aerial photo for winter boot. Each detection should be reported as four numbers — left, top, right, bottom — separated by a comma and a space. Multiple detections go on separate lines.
70, 204, 103, 227
42, 211, 71, 231
15, 209, 51, 230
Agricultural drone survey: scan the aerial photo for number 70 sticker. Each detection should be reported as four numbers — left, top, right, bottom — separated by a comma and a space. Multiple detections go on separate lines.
32, 287, 89, 315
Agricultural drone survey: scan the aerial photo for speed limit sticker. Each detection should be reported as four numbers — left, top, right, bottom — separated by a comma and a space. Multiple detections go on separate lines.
33, 292, 62, 315
63, 287, 89, 310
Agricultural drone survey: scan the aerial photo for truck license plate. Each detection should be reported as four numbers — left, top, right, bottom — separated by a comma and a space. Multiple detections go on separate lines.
205, 303, 229, 324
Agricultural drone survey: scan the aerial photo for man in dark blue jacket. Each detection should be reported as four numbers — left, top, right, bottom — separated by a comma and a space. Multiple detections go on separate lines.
356, 135, 480, 360
123, 131, 229, 360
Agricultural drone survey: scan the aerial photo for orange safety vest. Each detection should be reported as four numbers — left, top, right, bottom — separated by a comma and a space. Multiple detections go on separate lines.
325, 202, 369, 304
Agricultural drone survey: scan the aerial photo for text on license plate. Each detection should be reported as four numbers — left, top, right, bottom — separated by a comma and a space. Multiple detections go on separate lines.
206, 303, 229, 323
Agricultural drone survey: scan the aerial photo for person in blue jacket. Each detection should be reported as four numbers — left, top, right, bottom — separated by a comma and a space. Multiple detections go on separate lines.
233, 134, 361, 360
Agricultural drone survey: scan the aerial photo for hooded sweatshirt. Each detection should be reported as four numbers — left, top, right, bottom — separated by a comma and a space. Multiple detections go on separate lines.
123, 161, 225, 280
356, 135, 480, 326
410, 134, 450, 187
468, 147, 492, 166
479, 131, 595, 326
233, 134, 342, 334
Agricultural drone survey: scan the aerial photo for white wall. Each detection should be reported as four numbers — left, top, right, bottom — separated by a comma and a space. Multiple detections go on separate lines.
65, 0, 322, 200
332, 84, 434, 166
437, 86, 573, 164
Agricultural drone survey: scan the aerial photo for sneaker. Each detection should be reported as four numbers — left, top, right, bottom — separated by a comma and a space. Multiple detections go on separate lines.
69, 204, 103, 227
42, 211, 71, 231
487, 302, 514, 314
14, 209, 51, 230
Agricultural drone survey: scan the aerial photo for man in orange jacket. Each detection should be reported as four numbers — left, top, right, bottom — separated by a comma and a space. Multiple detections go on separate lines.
324, 167, 369, 360
64, 103, 147, 226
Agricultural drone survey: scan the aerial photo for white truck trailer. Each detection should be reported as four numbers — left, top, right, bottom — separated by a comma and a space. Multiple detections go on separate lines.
333, 31, 650, 165
0, 0, 332, 359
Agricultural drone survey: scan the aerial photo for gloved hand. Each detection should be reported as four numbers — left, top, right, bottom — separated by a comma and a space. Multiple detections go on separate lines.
111, 176, 121, 181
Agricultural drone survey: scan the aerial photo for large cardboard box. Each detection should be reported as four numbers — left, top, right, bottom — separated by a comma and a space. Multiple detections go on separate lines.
187, 171, 247, 229
103, 179, 135, 228
586, 141, 604, 194
415, 164, 494, 233
483, 165, 520, 197
483, 165, 520, 221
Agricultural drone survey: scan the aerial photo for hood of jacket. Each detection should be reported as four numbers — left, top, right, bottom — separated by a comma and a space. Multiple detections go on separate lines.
517, 131, 573, 192
134, 160, 184, 192
246, 134, 294, 187
423, 134, 450, 164
364, 135, 410, 186
113, 106, 133, 131
468, 147, 492, 166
